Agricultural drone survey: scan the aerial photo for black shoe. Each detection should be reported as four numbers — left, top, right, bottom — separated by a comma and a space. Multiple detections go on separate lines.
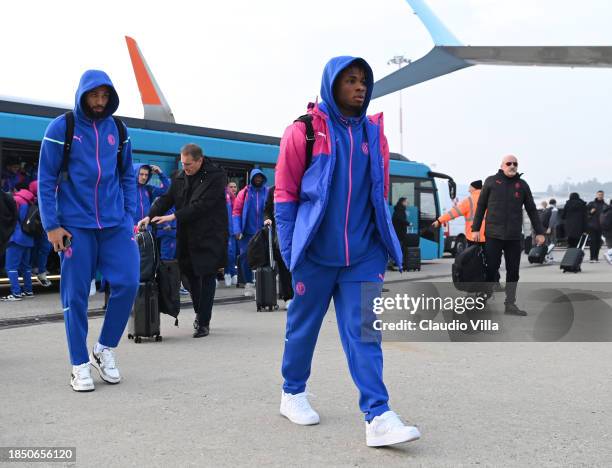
504, 303, 527, 316
193, 326, 210, 338
193, 318, 199, 330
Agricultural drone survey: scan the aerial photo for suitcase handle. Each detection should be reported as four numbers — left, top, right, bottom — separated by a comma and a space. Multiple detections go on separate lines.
578, 234, 589, 250
267, 225, 275, 270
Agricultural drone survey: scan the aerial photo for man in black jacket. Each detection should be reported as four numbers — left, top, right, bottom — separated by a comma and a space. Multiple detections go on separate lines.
472, 155, 545, 315
138, 144, 228, 338
586, 191, 607, 262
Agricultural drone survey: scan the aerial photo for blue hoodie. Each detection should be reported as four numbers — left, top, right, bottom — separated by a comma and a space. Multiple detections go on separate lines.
307, 57, 381, 266
232, 169, 268, 236
38, 70, 136, 231
132, 163, 171, 224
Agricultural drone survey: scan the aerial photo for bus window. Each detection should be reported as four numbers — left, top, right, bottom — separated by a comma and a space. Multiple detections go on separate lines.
390, 179, 416, 206
418, 189, 439, 242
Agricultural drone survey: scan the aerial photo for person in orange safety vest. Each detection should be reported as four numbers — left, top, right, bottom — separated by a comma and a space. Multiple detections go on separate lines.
432, 180, 486, 244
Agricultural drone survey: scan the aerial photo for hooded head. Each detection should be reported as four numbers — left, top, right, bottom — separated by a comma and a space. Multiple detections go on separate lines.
249, 168, 267, 188
320, 56, 373, 123
28, 180, 38, 197
75, 70, 120, 120
133, 163, 152, 186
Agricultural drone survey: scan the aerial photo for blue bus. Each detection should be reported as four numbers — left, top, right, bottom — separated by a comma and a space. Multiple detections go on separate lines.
0, 98, 455, 269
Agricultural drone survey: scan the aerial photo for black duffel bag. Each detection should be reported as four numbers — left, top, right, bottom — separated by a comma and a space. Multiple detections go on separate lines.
247, 227, 270, 270
452, 244, 487, 292
157, 259, 180, 324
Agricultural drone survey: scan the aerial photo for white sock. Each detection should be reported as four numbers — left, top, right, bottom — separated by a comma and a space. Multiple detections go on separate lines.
94, 342, 109, 354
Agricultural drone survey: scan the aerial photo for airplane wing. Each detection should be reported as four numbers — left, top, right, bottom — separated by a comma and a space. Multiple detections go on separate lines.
372, 0, 612, 99
125, 36, 175, 123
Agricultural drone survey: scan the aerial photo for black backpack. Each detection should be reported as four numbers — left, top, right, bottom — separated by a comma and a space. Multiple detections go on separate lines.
136, 230, 159, 282
61, 111, 127, 181
452, 244, 487, 292
600, 206, 612, 232
21, 203, 44, 236
0, 190, 18, 251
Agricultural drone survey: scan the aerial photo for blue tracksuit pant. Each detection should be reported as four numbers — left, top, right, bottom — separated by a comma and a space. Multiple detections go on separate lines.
238, 234, 254, 283
60, 222, 139, 365
226, 237, 237, 276
281, 246, 390, 421
5, 243, 33, 296
31, 235, 52, 272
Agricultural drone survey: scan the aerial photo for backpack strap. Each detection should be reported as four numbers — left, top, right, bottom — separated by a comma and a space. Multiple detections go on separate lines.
61, 111, 75, 181
294, 114, 315, 170
112, 116, 126, 174
60, 112, 127, 181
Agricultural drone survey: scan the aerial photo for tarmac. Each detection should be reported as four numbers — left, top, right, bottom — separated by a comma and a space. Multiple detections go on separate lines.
1, 249, 611, 467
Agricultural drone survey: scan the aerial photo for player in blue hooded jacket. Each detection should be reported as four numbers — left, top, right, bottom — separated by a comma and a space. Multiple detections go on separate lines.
38, 70, 140, 392
131, 163, 171, 226
274, 57, 421, 447
232, 169, 269, 289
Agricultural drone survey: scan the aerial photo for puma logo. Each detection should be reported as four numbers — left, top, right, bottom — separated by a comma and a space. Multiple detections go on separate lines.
73, 135, 83, 143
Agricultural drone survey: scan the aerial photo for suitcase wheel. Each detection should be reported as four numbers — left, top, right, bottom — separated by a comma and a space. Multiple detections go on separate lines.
128, 334, 133, 340
155, 335, 163, 342
134, 336, 142, 344
257, 306, 262, 312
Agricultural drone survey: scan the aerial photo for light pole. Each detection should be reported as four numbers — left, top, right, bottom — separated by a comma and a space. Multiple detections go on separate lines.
387, 55, 411, 156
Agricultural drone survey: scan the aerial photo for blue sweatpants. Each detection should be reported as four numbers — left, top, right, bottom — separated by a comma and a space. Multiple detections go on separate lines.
238, 234, 254, 283
5, 243, 33, 296
281, 247, 390, 421
31, 235, 52, 272
60, 222, 139, 365
226, 236, 237, 276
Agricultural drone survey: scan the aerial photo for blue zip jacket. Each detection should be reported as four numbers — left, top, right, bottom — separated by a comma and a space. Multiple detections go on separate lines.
232, 169, 269, 236
38, 70, 136, 231
307, 59, 380, 266
132, 163, 171, 224
9, 203, 35, 248
274, 56, 402, 271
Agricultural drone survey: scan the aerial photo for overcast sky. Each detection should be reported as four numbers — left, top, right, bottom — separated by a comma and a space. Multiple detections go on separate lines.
2, 0, 612, 191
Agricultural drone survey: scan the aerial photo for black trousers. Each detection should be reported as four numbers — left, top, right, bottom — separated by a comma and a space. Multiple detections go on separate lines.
184, 272, 216, 328
589, 230, 602, 260
484, 238, 521, 304
275, 245, 293, 301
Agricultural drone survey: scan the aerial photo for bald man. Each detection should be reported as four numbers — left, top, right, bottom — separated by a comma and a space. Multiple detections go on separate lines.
471, 155, 545, 315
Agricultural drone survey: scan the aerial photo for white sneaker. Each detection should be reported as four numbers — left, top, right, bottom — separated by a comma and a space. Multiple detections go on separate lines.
1, 294, 22, 301
71, 363, 95, 392
89, 279, 97, 296
90, 347, 121, 384
280, 391, 320, 425
605, 250, 612, 265
224, 274, 232, 287
231, 275, 238, 285
244, 282, 255, 297
36, 272, 52, 287
285, 299, 293, 310
366, 411, 421, 447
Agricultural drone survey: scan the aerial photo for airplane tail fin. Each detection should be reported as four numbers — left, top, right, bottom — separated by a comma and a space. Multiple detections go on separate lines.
406, 0, 462, 46
125, 36, 175, 123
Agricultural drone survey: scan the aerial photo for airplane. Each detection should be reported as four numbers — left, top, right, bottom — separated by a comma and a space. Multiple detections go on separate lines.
372, 0, 612, 99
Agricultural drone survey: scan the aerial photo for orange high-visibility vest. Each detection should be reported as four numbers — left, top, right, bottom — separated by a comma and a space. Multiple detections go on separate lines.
437, 190, 486, 242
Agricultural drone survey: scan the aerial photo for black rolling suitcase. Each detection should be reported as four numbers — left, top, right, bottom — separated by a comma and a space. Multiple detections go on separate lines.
128, 281, 162, 343
560, 234, 588, 273
403, 246, 421, 271
255, 226, 278, 311
128, 228, 162, 342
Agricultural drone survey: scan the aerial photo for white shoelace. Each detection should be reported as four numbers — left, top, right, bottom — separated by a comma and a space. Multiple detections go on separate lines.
74, 364, 91, 380
286, 392, 315, 412
100, 348, 117, 369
